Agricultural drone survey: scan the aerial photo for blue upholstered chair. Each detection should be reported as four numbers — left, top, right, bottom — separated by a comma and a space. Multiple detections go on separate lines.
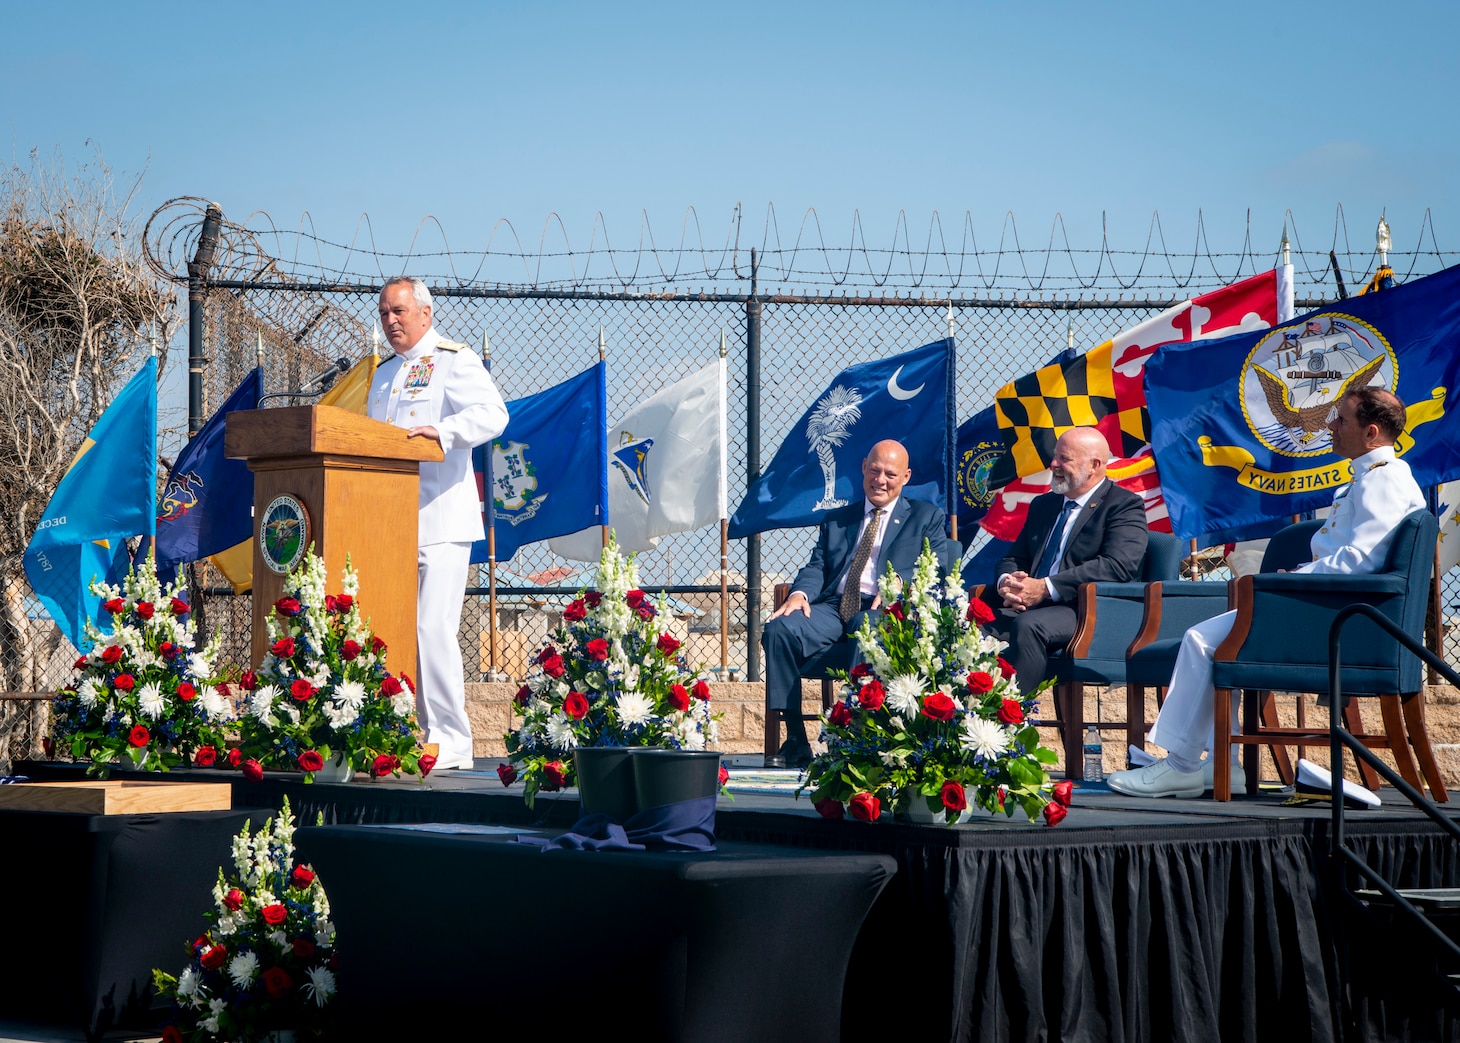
1208, 508, 1446, 802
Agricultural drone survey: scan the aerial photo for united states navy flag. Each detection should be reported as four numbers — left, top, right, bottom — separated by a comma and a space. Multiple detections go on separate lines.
729, 339, 953, 538
1146, 264, 1460, 541
471, 362, 608, 562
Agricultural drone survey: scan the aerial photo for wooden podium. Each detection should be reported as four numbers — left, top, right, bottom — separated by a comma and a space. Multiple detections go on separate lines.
224, 405, 445, 671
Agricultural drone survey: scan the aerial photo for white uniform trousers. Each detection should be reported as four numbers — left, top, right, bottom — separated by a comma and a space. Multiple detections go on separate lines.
416, 541, 474, 766
1145, 609, 1240, 771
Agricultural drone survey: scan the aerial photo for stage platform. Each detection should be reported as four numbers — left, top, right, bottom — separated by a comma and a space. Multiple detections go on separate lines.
9, 758, 1460, 1041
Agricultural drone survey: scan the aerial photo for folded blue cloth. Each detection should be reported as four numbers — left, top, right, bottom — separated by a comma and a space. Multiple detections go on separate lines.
518, 795, 717, 852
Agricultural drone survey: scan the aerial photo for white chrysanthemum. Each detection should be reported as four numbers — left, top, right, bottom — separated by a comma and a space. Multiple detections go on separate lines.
136, 682, 165, 719
324, 702, 360, 729
961, 717, 1010, 760
226, 950, 259, 988
885, 674, 924, 716
187, 652, 211, 677
250, 685, 280, 718
199, 686, 233, 720
77, 677, 103, 709
517, 722, 539, 746
390, 691, 414, 717
176, 965, 200, 1000
333, 680, 366, 709
545, 714, 578, 750
616, 691, 653, 726
304, 964, 337, 1007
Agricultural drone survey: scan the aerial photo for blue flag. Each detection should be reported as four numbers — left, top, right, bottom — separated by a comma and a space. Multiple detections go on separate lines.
730, 339, 954, 538
155, 367, 263, 568
23, 358, 158, 651
471, 362, 608, 562
1145, 264, 1460, 541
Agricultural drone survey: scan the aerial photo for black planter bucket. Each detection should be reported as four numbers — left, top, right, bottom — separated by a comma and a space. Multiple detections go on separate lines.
572, 747, 638, 822
631, 750, 721, 810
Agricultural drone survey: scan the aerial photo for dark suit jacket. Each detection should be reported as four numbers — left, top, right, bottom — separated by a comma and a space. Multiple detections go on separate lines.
996, 478, 1147, 601
792, 497, 951, 604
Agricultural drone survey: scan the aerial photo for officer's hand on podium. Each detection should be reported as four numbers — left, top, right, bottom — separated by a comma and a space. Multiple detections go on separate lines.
407, 425, 442, 444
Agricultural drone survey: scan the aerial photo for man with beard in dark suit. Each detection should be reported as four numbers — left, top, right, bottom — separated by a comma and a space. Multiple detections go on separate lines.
984, 427, 1148, 693
761, 439, 950, 768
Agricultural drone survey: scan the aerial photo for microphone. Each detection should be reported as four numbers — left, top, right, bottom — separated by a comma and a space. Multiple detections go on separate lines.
297, 357, 353, 394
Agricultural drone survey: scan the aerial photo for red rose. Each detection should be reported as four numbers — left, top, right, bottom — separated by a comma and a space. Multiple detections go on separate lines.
885, 602, 906, 621
921, 692, 956, 721
514, 684, 532, 707
297, 750, 324, 773
718, 764, 730, 787
541, 654, 566, 679
114, 674, 135, 692
1043, 801, 1069, 827
242, 759, 264, 782
940, 780, 968, 812
42, 736, 55, 758
584, 591, 602, 608
542, 761, 568, 790
216, 682, 232, 698
370, 636, 387, 653
996, 699, 1024, 725
100, 645, 122, 664
323, 595, 338, 612
222, 888, 244, 911
194, 746, 218, 768
73, 655, 89, 670
274, 597, 301, 616
159, 641, 178, 660
564, 691, 589, 719
227, 748, 243, 768
636, 603, 656, 620
400, 671, 414, 693
656, 633, 681, 656
379, 675, 403, 696
290, 865, 316, 888
103, 598, 125, 615
340, 639, 362, 661
335, 593, 354, 611
536, 644, 558, 664
290, 679, 314, 702
292, 937, 317, 959
418, 753, 437, 776
199, 944, 227, 970
261, 965, 293, 999
564, 599, 587, 622
996, 787, 1007, 809
271, 637, 296, 658
829, 701, 853, 727
586, 638, 609, 661
692, 679, 711, 701
191, 934, 210, 953
997, 657, 1016, 680
496, 762, 519, 787
668, 684, 691, 712
1052, 780, 1074, 807
967, 671, 995, 694
240, 670, 259, 691
848, 792, 881, 822
626, 589, 647, 609
134, 601, 155, 620
850, 662, 872, 681
858, 679, 886, 711
128, 724, 149, 747
260, 902, 288, 925
162, 1025, 184, 1043
814, 798, 845, 820
170, 597, 190, 616
372, 754, 398, 777
176, 682, 196, 701
967, 598, 995, 625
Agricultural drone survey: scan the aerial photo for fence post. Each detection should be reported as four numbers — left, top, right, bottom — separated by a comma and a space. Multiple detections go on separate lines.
745, 249, 763, 681
186, 203, 224, 435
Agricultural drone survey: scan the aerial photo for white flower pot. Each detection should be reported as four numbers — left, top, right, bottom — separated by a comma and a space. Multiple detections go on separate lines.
901, 787, 973, 825
315, 755, 354, 784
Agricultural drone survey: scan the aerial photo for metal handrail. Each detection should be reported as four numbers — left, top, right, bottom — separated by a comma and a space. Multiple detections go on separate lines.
1328, 603, 1460, 964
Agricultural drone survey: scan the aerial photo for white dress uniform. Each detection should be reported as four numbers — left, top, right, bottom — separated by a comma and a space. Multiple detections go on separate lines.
1146, 444, 1426, 768
368, 327, 509, 767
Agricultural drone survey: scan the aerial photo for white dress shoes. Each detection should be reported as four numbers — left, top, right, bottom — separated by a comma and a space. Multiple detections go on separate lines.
1107, 757, 1205, 798
1200, 757, 1247, 796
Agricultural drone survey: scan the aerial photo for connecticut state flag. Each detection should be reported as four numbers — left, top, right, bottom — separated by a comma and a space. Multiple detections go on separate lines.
729, 339, 953, 538
1146, 263, 1460, 541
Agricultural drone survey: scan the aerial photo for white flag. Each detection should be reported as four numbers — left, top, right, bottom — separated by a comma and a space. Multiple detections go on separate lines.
1438, 484, 1460, 574
549, 359, 726, 561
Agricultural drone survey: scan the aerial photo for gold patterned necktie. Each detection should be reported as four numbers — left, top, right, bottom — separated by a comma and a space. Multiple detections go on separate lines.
839, 507, 883, 622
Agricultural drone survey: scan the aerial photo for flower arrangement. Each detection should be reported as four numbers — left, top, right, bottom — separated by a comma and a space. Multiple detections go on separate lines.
153, 798, 336, 1042
50, 553, 232, 776
799, 543, 1071, 825
236, 549, 430, 781
503, 534, 720, 805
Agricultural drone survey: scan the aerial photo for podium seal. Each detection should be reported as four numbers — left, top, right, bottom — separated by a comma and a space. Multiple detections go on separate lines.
260, 494, 310, 574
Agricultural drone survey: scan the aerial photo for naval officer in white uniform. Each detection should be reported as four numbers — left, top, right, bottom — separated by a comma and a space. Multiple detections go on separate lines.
369, 276, 508, 769
1108, 385, 1425, 798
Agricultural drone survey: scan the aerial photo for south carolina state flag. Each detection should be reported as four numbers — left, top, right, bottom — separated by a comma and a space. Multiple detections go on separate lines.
729, 339, 953, 538
1146, 264, 1460, 541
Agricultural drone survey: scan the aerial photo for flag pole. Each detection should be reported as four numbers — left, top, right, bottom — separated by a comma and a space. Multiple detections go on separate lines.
599, 325, 609, 552
945, 307, 958, 545
483, 331, 499, 680
717, 328, 730, 673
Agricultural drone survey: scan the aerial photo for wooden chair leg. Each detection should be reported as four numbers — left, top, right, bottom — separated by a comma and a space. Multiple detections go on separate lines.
1125, 683, 1145, 761
1376, 695, 1424, 793
1258, 692, 1296, 785
820, 679, 835, 712
1343, 701, 1385, 792
1061, 681, 1085, 781
1214, 686, 1234, 801
1401, 693, 1449, 803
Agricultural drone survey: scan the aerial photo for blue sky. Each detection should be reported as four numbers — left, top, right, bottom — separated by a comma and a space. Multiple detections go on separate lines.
5, 0, 1455, 266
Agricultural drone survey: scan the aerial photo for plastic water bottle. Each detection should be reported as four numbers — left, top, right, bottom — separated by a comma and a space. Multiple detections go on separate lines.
1082, 725, 1104, 782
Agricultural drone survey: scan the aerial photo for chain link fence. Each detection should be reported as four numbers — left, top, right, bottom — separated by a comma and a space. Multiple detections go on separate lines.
10, 200, 1459, 692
